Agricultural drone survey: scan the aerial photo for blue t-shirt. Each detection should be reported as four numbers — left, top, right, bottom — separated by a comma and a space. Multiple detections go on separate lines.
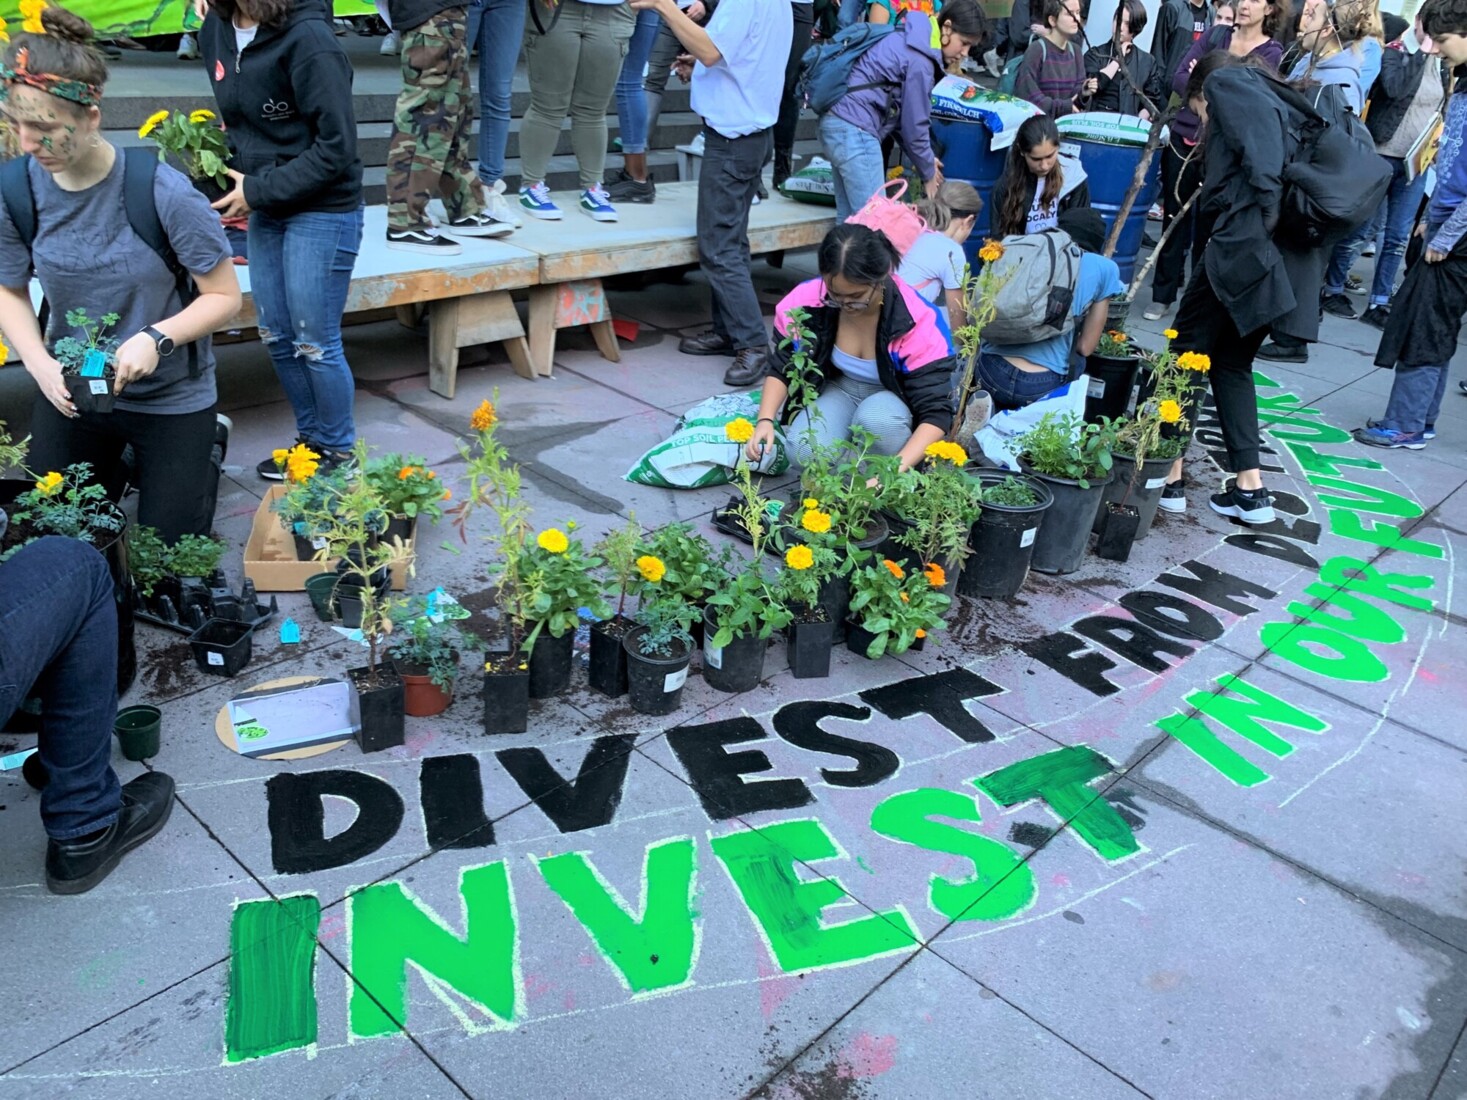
982, 252, 1125, 374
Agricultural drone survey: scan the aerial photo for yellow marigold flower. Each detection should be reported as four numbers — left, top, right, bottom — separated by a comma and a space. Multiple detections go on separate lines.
284, 442, 319, 483
724, 417, 755, 444
189, 109, 215, 123
0, 334, 8, 361
803, 497, 818, 509
900, 591, 910, 602
978, 239, 1004, 264
35, 471, 62, 495
636, 555, 666, 583
923, 440, 967, 465
271, 448, 289, 467
1158, 399, 1183, 424
915, 628, 927, 639
397, 465, 416, 480
785, 545, 814, 570
883, 559, 904, 580
138, 109, 169, 139
537, 528, 569, 554
1177, 351, 1211, 373
1163, 328, 1179, 341
19, 0, 44, 33
0, 16, 10, 42
923, 562, 946, 587
470, 399, 497, 431
800, 509, 832, 534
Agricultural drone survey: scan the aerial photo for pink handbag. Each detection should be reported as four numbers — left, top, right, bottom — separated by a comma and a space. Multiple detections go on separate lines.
846, 178, 928, 257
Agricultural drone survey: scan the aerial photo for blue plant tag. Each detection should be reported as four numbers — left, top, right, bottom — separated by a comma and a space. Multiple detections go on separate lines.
80, 349, 108, 378
279, 618, 301, 645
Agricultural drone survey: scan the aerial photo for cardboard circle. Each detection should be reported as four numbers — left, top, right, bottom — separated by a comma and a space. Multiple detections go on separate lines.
214, 674, 352, 761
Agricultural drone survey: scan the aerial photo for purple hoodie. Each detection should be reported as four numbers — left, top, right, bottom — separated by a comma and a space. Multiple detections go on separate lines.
827, 14, 944, 181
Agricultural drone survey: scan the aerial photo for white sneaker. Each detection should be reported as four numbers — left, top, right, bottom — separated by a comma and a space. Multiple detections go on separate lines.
380, 30, 401, 55
688, 132, 705, 157
1143, 303, 1168, 321
176, 32, 199, 60
485, 179, 522, 228
982, 47, 1002, 78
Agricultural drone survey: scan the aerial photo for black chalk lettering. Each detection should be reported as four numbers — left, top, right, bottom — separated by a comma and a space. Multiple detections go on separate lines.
1118, 590, 1225, 642
1225, 532, 1320, 569
1022, 632, 1122, 696
1156, 560, 1277, 617
859, 668, 1003, 744
496, 734, 637, 834
666, 718, 815, 821
420, 754, 495, 850
1073, 615, 1194, 672
266, 770, 404, 875
772, 701, 899, 788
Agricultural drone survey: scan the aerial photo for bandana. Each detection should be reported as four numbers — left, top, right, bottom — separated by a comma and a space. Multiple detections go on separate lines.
0, 47, 102, 107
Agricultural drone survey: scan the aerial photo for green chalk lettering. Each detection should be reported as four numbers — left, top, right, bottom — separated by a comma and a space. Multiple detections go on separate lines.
1291, 583, 1406, 645
1318, 556, 1435, 613
225, 895, 320, 1063
1159, 673, 1329, 785
1259, 620, 1389, 682
1256, 393, 1321, 415
537, 838, 697, 994
974, 746, 1140, 862
1260, 414, 1353, 444
1307, 476, 1424, 518
870, 788, 1036, 922
1156, 712, 1273, 787
711, 820, 919, 973
1252, 370, 1282, 388
348, 861, 518, 1038
1281, 439, 1383, 477
1328, 508, 1445, 560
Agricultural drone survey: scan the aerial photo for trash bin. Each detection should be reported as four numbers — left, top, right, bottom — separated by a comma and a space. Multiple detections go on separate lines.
1057, 112, 1163, 284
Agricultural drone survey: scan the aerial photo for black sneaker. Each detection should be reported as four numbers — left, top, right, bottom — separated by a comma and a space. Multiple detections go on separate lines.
1157, 478, 1186, 514
1345, 273, 1366, 294
1321, 293, 1358, 319
1209, 480, 1276, 525
316, 447, 356, 475
1256, 340, 1309, 364
46, 772, 175, 895
257, 435, 308, 481
386, 227, 463, 255
445, 212, 514, 238
214, 413, 232, 467
1359, 305, 1390, 330
605, 170, 656, 204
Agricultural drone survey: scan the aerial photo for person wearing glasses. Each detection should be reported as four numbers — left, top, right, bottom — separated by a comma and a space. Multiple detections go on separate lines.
745, 223, 956, 470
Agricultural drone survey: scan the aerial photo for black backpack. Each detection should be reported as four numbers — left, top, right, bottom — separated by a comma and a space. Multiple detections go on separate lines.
0, 147, 200, 377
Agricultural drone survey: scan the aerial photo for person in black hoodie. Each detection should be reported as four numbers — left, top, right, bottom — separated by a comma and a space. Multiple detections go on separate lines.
1083, 0, 1166, 117
200, 0, 366, 479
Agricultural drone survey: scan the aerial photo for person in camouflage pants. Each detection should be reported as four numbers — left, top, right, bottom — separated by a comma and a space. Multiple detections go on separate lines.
385, 5, 495, 246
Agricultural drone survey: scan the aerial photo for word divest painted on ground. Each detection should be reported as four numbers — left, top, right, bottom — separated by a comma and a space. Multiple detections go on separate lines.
222, 372, 1454, 1064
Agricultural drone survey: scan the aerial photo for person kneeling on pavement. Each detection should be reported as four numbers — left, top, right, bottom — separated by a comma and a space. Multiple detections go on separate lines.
745, 223, 956, 470
0, 533, 174, 895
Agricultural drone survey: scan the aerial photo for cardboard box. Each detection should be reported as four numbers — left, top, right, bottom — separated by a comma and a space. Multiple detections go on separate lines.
243, 485, 410, 593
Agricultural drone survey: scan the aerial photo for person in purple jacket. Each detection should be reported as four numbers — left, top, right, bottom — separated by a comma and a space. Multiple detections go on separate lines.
818, 0, 987, 221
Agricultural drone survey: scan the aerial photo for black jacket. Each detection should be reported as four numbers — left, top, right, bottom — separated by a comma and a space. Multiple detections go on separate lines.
1152, 0, 1212, 87
200, 0, 362, 217
1365, 48, 1447, 149
987, 174, 1091, 238
1374, 238, 1467, 368
387, 0, 463, 34
1083, 43, 1165, 116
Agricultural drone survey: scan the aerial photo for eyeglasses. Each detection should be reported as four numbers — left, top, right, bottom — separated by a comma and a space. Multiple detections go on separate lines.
822, 283, 882, 312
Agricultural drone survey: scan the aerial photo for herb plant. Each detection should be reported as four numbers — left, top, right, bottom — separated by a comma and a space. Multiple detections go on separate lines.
168, 533, 227, 578
53, 309, 122, 377
981, 476, 1040, 507
127, 525, 170, 599
389, 598, 482, 691
889, 442, 982, 570
1017, 412, 1117, 489
594, 513, 643, 617
0, 418, 28, 474
633, 590, 696, 658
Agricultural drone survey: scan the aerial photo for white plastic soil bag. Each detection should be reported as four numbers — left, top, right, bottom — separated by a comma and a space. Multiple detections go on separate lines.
975, 377, 1089, 471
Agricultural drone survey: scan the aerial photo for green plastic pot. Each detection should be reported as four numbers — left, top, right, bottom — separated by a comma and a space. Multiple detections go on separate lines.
114, 704, 161, 761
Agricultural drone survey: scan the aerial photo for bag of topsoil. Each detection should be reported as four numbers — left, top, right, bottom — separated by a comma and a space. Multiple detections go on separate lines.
625, 391, 789, 488
780, 157, 837, 206
930, 75, 1043, 150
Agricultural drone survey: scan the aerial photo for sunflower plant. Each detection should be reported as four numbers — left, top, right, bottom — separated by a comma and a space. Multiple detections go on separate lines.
846, 558, 950, 659
1118, 330, 1211, 465
704, 461, 792, 648
364, 454, 450, 524
139, 108, 232, 189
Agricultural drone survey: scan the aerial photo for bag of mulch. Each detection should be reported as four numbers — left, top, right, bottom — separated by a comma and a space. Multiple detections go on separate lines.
780, 157, 837, 206
625, 391, 788, 488
930, 75, 1043, 150
975, 377, 1088, 470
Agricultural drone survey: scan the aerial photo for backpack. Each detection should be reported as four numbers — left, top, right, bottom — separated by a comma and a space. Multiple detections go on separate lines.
0, 147, 201, 377
798, 22, 896, 115
982, 229, 1083, 345
997, 38, 1046, 97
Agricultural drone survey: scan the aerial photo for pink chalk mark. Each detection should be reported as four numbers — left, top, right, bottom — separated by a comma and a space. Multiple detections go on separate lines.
1050, 873, 1071, 888
758, 957, 797, 1021
523, 972, 555, 999
837, 1033, 898, 1078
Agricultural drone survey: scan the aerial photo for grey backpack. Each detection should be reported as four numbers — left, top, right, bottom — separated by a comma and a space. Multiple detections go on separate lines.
982, 229, 1082, 346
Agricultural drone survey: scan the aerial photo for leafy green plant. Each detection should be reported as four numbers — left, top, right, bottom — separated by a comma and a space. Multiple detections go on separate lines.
633, 590, 696, 658
639, 522, 727, 607
0, 419, 28, 474
847, 558, 950, 659
518, 522, 610, 649
1017, 412, 1117, 489
779, 307, 823, 417
981, 476, 1040, 507
127, 525, 170, 598
1117, 332, 1210, 467
9, 464, 124, 544
53, 309, 122, 378
704, 462, 793, 648
888, 443, 982, 569
800, 427, 888, 543
594, 513, 643, 617
363, 454, 451, 524
168, 533, 226, 578
1094, 329, 1134, 358
139, 107, 231, 188
273, 463, 351, 545
389, 598, 482, 691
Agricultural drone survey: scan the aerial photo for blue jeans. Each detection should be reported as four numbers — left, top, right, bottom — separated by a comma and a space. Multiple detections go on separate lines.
1324, 156, 1427, 307
1380, 362, 1449, 434
819, 113, 885, 223
976, 349, 1065, 410
0, 539, 121, 840
248, 207, 364, 451
470, 0, 527, 186
615, 8, 660, 155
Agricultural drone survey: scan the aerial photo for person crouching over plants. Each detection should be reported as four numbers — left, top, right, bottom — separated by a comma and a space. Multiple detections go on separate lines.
0, 6, 242, 544
745, 223, 956, 473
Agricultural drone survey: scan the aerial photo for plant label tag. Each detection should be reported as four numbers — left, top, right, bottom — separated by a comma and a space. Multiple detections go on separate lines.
312, 536, 328, 550
207, 651, 225, 666
1087, 377, 1105, 399
279, 618, 301, 644
89, 379, 109, 395
704, 644, 723, 670
81, 349, 108, 378
664, 667, 688, 693
1020, 527, 1037, 548
1145, 476, 1168, 489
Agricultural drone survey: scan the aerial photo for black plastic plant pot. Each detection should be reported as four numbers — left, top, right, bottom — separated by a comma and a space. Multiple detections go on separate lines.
1025, 466, 1114, 576
623, 627, 691, 717
958, 470, 1053, 599
817, 574, 851, 644
588, 615, 634, 698
349, 664, 405, 753
385, 514, 416, 545
787, 608, 834, 680
188, 618, 255, 677
1094, 501, 1142, 562
1083, 353, 1139, 424
1094, 452, 1175, 542
304, 573, 338, 622
293, 531, 324, 563
876, 512, 922, 575
524, 628, 573, 699
332, 569, 390, 630
114, 704, 162, 761
845, 619, 885, 660
701, 607, 767, 693
65, 373, 116, 415
483, 656, 531, 734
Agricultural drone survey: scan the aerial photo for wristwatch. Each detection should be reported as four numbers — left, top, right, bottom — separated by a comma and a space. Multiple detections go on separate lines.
142, 325, 175, 357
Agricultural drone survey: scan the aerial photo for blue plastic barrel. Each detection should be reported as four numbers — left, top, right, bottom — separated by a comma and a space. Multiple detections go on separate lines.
1060, 123, 1161, 283
930, 116, 1007, 269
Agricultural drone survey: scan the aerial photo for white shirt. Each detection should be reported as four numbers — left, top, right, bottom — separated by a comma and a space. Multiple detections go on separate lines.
1026, 177, 1060, 233
692, 0, 794, 138
234, 19, 259, 52
899, 231, 966, 302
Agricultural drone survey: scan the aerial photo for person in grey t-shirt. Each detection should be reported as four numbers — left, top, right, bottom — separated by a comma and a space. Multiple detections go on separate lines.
0, 8, 241, 542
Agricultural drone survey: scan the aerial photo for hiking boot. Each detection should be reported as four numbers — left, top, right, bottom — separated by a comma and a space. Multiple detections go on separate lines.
46, 772, 175, 895
605, 171, 656, 204
1359, 305, 1390, 330
1256, 340, 1308, 363
1353, 425, 1426, 450
1209, 480, 1276, 524
1157, 478, 1187, 514
1320, 292, 1358, 319
386, 227, 462, 255
679, 330, 736, 356
724, 350, 768, 388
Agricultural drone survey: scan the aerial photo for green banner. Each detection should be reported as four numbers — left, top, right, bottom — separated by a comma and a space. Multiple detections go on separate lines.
0, 0, 375, 40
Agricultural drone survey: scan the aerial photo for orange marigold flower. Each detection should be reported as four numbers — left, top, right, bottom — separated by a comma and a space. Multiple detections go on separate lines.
915, 628, 927, 639
882, 559, 904, 579
900, 592, 910, 602
470, 399, 497, 431
441, 489, 452, 500
397, 466, 416, 480
923, 562, 946, 587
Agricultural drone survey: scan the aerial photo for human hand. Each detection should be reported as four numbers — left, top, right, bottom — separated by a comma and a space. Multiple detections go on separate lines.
674, 53, 694, 81
1426, 246, 1447, 264
193, 0, 208, 20
1083, 76, 1099, 95
745, 420, 777, 463
1187, 58, 1197, 73
26, 353, 76, 418
1414, 221, 1427, 239
1140, 108, 1151, 121
113, 332, 161, 390
687, 0, 706, 19
210, 169, 252, 219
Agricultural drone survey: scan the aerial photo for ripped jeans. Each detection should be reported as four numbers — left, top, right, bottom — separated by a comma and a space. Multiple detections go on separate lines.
248, 206, 364, 451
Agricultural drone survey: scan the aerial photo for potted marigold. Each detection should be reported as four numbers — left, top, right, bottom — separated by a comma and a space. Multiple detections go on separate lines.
138, 107, 232, 201
1083, 328, 1142, 425
639, 521, 726, 648
589, 515, 644, 698
518, 522, 608, 698
884, 440, 980, 605
846, 558, 949, 659
623, 588, 697, 716
54, 308, 122, 414
777, 540, 837, 679
1016, 412, 1118, 576
271, 443, 349, 562
364, 454, 450, 543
